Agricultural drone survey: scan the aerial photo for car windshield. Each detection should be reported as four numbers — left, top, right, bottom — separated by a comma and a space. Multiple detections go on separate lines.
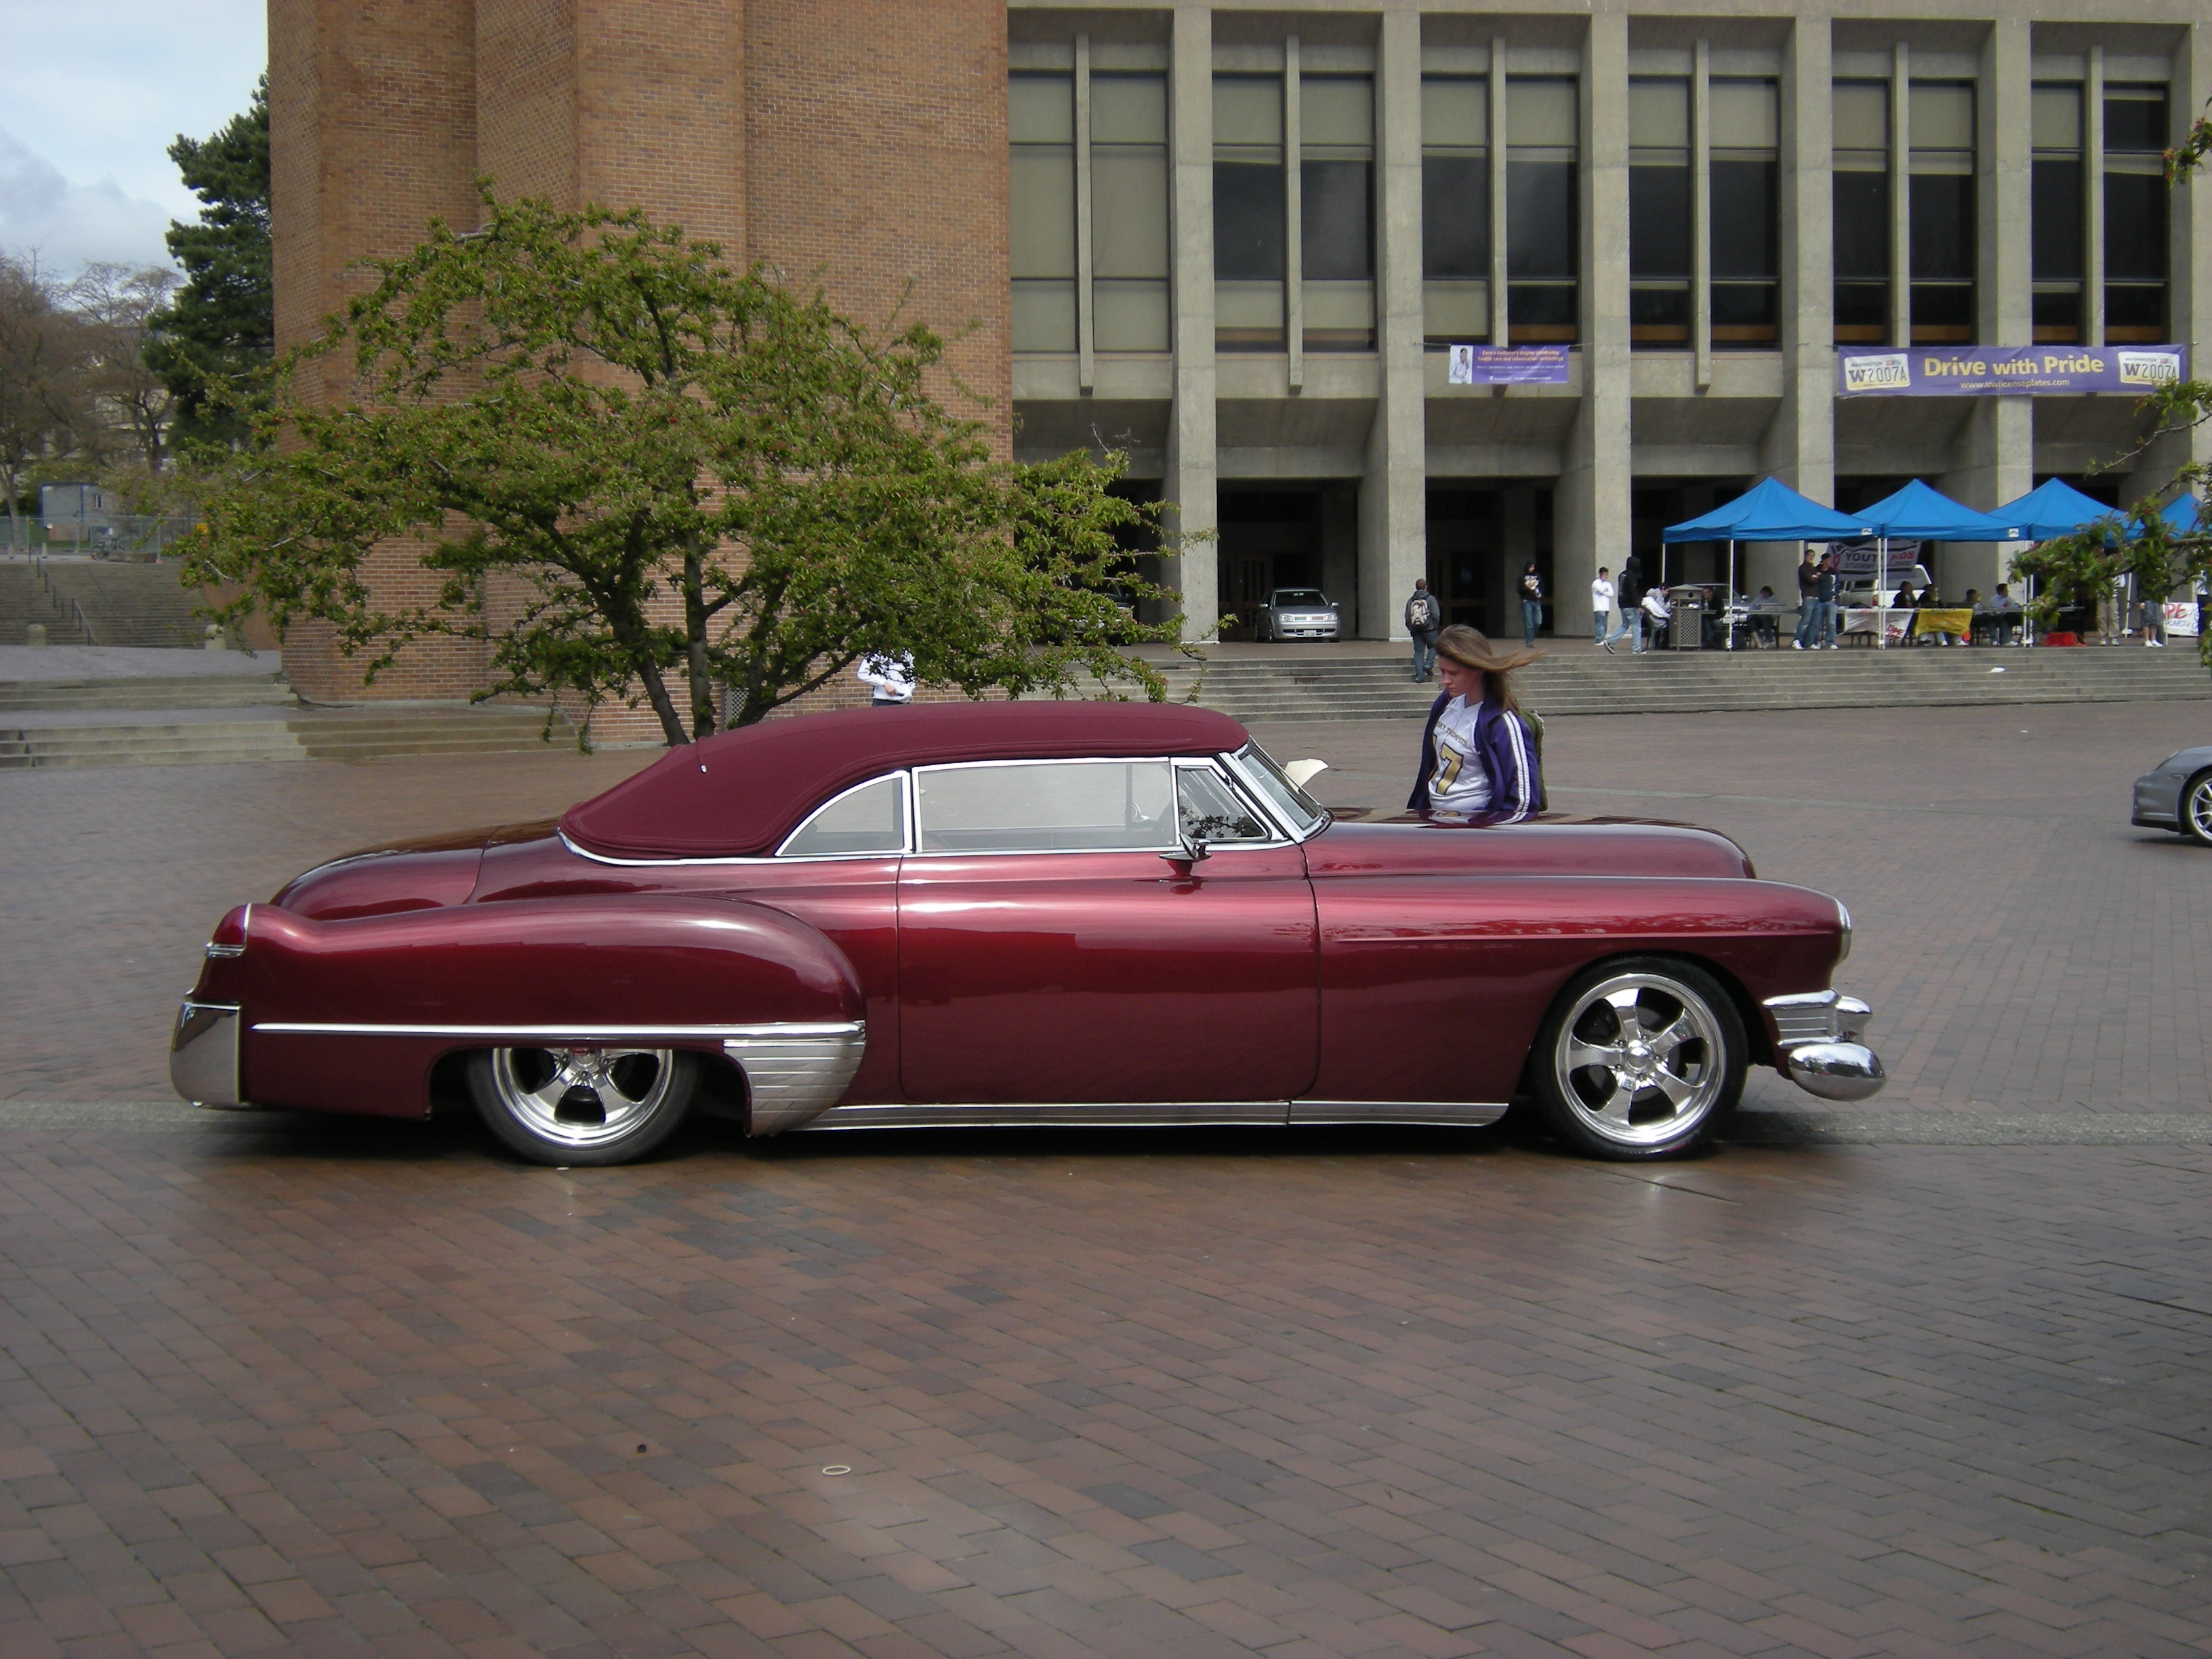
1273, 590, 1327, 607
1232, 741, 1326, 834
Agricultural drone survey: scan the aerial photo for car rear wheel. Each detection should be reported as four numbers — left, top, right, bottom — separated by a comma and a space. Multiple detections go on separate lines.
2182, 771, 2212, 846
466, 1047, 697, 1165
1531, 958, 1745, 1160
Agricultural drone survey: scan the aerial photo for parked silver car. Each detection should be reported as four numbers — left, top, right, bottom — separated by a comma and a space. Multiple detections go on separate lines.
2131, 746, 2212, 845
1254, 588, 1341, 642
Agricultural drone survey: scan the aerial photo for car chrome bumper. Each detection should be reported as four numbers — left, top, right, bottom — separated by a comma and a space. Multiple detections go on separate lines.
1763, 989, 1885, 1103
170, 1000, 243, 1107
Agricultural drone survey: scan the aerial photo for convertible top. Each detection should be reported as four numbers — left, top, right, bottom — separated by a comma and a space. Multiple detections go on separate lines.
561, 700, 1252, 860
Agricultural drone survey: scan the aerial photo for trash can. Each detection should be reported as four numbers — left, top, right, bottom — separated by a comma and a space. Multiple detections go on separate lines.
1670, 592, 1704, 649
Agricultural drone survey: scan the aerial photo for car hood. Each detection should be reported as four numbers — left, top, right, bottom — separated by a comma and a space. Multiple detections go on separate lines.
1305, 816, 1756, 880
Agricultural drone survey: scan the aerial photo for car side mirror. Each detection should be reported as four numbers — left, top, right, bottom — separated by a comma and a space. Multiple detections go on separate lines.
1160, 827, 1211, 874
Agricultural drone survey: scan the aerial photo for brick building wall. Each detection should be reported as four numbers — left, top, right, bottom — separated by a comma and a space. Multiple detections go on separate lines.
268, 0, 1010, 737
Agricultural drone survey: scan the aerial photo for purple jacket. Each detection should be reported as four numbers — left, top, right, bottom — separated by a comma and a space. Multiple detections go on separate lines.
1407, 693, 1543, 818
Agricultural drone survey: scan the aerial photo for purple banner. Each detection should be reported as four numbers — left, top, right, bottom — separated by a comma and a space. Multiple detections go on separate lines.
1448, 345, 1570, 386
1838, 344, 2188, 397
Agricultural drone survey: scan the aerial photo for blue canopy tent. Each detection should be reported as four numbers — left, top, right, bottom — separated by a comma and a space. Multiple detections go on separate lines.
1988, 480, 2125, 645
1663, 478, 1875, 650
1849, 480, 2023, 648
1987, 478, 2117, 541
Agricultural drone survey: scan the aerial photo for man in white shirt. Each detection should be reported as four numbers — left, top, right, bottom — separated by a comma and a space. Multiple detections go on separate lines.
857, 652, 916, 706
1591, 569, 1616, 649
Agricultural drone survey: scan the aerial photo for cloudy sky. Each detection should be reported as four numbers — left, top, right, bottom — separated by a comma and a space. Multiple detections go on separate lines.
0, 0, 267, 276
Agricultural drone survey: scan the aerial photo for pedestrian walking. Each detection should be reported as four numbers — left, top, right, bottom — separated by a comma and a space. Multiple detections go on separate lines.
1406, 625, 1544, 821
1519, 562, 1544, 645
1793, 548, 1820, 649
1404, 578, 1441, 682
857, 651, 916, 705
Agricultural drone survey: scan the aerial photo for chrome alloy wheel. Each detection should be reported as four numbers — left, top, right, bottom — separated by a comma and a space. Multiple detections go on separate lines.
487, 1047, 680, 1151
1553, 972, 1728, 1148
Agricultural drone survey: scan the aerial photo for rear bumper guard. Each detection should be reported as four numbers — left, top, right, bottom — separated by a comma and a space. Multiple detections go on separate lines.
171, 1000, 243, 1107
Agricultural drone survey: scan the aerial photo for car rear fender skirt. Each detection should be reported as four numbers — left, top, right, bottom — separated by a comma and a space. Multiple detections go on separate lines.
230, 895, 864, 1119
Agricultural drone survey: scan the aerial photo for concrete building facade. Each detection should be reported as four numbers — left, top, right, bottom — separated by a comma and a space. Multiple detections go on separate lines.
272, 1, 2208, 698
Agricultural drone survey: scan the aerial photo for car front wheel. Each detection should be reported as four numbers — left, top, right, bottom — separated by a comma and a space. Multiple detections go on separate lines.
1531, 958, 1745, 1160
2182, 771, 2212, 846
466, 1047, 697, 1165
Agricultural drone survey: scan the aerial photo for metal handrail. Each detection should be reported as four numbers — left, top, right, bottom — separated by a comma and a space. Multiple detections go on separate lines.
71, 598, 94, 647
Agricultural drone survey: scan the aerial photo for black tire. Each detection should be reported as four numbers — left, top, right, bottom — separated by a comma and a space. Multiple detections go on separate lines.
1529, 957, 1746, 1160
465, 1047, 697, 1166
2182, 771, 2212, 847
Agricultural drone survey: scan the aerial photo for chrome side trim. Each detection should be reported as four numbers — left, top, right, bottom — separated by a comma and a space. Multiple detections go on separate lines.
1783, 1042, 1887, 1103
725, 1025, 867, 1136
252, 1020, 863, 1042
797, 1100, 1292, 1132
170, 1000, 242, 1107
1293, 1101, 1511, 1127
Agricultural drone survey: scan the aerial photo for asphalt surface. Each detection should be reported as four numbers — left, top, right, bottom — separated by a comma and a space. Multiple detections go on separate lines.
3, 699, 2211, 1656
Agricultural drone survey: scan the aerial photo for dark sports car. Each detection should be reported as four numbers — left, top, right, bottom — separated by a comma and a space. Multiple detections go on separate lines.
2132, 745, 2212, 845
171, 702, 1882, 1165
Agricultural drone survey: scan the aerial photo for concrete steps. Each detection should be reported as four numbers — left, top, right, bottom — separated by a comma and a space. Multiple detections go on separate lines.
0, 672, 296, 713
36, 560, 207, 649
0, 704, 574, 769
0, 564, 90, 647
1140, 643, 2212, 723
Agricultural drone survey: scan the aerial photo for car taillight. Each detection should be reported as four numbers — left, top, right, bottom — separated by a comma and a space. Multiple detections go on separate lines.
205, 904, 251, 959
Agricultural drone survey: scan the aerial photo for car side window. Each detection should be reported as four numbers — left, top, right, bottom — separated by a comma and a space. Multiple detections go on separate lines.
915, 760, 1177, 853
1176, 764, 1273, 844
779, 773, 909, 857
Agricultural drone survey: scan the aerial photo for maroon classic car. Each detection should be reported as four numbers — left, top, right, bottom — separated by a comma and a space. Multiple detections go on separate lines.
171, 702, 1881, 1164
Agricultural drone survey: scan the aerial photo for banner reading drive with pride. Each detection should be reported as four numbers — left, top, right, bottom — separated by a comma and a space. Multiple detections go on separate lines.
1838, 344, 2188, 396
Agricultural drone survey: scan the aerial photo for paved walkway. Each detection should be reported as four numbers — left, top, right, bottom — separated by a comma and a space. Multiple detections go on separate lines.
0, 645, 279, 682
5, 704, 2212, 1656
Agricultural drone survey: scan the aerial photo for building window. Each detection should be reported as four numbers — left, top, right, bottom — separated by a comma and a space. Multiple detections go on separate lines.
1710, 79, 1778, 348
2105, 83, 2169, 342
1422, 76, 1488, 345
1092, 73, 1170, 352
1832, 80, 1889, 342
1506, 77, 1578, 342
1628, 77, 1690, 347
1215, 75, 1285, 352
2031, 83, 2083, 343
1303, 75, 1374, 352
1908, 81, 1975, 344
1010, 72, 1076, 352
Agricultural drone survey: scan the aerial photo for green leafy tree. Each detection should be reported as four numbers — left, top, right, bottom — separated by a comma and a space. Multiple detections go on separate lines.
145, 78, 272, 454
186, 192, 1195, 745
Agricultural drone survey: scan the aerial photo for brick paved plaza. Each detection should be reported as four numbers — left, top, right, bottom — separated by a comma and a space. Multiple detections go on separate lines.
4, 701, 2211, 1656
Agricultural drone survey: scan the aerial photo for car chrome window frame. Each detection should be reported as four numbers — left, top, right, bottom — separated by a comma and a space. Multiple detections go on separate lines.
773, 771, 916, 859
909, 755, 1190, 857
1223, 742, 1330, 841
1172, 756, 1287, 848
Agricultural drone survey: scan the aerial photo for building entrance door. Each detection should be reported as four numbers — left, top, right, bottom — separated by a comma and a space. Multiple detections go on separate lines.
1218, 490, 1322, 640
1426, 491, 1498, 633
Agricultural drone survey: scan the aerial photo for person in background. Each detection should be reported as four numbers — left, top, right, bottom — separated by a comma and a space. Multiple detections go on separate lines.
1406, 626, 1544, 822
1639, 583, 1671, 651
2142, 589, 2167, 647
1750, 585, 1781, 648
1404, 577, 1441, 682
1793, 548, 1821, 649
1986, 582, 2024, 647
1591, 567, 1618, 651
857, 651, 916, 707
1814, 554, 1840, 649
1519, 562, 1544, 646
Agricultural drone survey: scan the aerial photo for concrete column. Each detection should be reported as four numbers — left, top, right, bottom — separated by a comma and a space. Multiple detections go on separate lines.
1284, 37, 1304, 391
1076, 33, 1095, 392
1489, 41, 1509, 344
1691, 40, 1713, 388
1556, 13, 1630, 623
2085, 47, 2106, 346
1944, 18, 2033, 594
1889, 43, 1911, 347
1764, 12, 1835, 504
1359, 6, 1427, 642
2123, 20, 2212, 501
1166, 6, 1219, 642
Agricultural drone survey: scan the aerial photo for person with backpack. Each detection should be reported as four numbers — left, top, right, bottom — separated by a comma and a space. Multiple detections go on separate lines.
1404, 578, 1441, 682
1406, 625, 1544, 822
